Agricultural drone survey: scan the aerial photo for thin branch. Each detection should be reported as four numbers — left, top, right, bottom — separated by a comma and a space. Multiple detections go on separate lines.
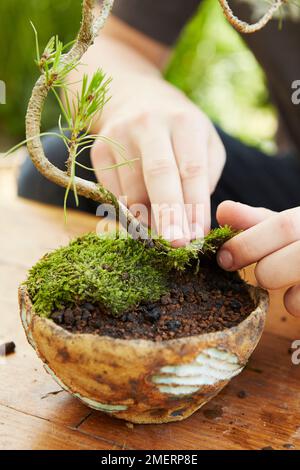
25, 0, 151, 243
218, 0, 286, 33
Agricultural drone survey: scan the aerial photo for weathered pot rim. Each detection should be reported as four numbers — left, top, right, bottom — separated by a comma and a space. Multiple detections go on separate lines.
20, 281, 269, 349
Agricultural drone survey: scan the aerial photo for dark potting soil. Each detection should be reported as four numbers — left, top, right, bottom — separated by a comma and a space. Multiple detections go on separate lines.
52, 262, 255, 341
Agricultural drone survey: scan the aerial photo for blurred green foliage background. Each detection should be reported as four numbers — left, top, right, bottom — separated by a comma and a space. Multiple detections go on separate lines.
0, 0, 276, 151
0, 0, 81, 145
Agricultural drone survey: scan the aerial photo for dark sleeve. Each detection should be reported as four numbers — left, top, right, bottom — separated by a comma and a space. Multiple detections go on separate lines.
112, 0, 200, 45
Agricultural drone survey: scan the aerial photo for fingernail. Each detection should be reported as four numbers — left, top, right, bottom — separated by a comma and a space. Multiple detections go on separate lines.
217, 249, 234, 270
163, 224, 185, 242
191, 223, 204, 240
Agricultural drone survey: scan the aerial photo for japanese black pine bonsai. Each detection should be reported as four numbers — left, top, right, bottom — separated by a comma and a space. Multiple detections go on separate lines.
16, 0, 271, 424
18, 0, 280, 324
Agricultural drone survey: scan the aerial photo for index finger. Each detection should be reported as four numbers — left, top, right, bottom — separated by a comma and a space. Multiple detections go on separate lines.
172, 114, 210, 236
217, 207, 300, 271
132, 121, 190, 246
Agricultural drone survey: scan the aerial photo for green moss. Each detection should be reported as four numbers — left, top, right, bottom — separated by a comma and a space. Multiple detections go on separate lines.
26, 226, 237, 318
201, 225, 240, 254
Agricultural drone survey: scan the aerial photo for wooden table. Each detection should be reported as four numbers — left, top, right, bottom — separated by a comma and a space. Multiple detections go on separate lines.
1, 161, 300, 450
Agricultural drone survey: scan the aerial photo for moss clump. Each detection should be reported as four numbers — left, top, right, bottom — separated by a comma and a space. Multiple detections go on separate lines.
26, 226, 237, 318
201, 225, 239, 254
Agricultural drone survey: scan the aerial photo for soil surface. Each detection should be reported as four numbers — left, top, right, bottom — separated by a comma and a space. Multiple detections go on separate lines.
52, 261, 255, 341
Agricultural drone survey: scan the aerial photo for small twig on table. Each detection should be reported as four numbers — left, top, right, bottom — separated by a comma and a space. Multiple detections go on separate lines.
0, 342, 16, 356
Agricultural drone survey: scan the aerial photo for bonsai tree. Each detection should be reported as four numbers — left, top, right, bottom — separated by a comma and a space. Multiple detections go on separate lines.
11, 0, 261, 322
17, 0, 271, 424
17, 0, 285, 319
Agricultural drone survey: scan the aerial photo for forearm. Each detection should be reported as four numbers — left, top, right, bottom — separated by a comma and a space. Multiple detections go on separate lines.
66, 16, 170, 133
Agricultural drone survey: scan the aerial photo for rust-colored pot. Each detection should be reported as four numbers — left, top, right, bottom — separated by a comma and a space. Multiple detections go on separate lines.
19, 283, 268, 424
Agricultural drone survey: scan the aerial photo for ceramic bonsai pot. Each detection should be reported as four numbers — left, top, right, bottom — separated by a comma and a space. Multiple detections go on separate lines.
19, 283, 268, 424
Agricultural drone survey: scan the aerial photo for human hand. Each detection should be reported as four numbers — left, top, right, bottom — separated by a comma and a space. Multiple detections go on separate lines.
91, 75, 225, 246
217, 200, 300, 317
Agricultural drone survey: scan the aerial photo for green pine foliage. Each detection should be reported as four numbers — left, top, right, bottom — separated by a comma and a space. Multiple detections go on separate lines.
26, 226, 238, 318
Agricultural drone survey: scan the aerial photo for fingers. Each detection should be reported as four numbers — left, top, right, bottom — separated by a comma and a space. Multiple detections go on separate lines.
284, 285, 300, 317
132, 116, 190, 246
217, 206, 300, 271
93, 110, 222, 246
105, 126, 148, 208
90, 139, 122, 196
217, 201, 275, 230
217, 202, 300, 320
172, 114, 210, 237
92, 126, 150, 212
254, 240, 300, 290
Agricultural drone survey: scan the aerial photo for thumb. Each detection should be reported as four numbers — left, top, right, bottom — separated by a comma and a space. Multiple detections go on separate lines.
216, 200, 276, 230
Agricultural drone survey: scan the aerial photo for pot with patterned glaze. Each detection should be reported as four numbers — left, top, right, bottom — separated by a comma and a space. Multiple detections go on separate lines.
19, 282, 268, 424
